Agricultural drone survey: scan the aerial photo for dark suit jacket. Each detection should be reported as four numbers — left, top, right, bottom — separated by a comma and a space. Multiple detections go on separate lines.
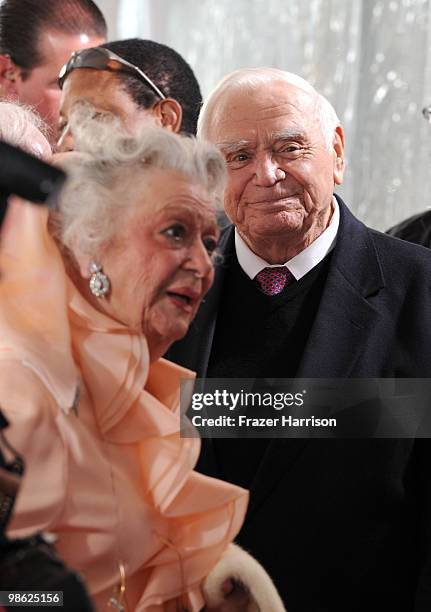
167, 197, 431, 611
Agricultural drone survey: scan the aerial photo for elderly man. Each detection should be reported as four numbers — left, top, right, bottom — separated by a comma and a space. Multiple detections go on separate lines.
168, 68, 431, 611
0, 0, 106, 139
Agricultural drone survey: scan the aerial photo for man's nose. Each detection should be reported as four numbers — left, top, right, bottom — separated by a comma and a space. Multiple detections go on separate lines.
56, 124, 74, 152
254, 154, 286, 186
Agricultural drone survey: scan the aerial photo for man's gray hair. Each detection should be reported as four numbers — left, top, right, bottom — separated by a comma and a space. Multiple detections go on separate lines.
198, 67, 340, 149
54, 103, 226, 258
0, 100, 49, 157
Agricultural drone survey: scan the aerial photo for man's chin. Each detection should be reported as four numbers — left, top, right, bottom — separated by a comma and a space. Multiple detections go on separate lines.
248, 212, 304, 238
246, 196, 302, 211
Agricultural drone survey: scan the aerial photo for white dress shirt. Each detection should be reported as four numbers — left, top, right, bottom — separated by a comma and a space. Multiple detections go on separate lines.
235, 197, 340, 281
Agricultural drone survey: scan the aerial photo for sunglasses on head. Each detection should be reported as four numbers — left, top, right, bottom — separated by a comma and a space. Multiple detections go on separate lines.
58, 47, 166, 101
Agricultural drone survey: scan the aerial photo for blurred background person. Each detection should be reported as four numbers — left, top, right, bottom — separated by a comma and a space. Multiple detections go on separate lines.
0, 0, 107, 141
0, 109, 285, 610
57, 38, 202, 151
385, 105, 431, 247
55, 38, 235, 227
387, 208, 431, 248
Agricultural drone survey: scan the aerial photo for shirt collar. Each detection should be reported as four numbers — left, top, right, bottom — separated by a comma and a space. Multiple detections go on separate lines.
235, 196, 339, 280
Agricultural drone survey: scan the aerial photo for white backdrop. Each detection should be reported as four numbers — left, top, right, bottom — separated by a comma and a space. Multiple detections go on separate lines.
95, 0, 431, 231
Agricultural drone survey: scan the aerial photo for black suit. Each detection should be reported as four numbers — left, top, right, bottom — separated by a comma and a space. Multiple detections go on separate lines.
167, 197, 431, 611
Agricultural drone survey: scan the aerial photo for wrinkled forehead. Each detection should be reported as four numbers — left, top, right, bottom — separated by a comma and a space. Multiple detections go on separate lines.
209, 80, 318, 144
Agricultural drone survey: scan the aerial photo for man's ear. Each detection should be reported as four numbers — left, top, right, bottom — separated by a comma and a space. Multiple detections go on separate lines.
333, 125, 345, 185
153, 98, 183, 133
0, 54, 20, 96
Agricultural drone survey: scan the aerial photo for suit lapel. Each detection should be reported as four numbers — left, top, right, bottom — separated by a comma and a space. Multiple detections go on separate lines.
296, 270, 380, 378
297, 197, 384, 378
247, 198, 386, 518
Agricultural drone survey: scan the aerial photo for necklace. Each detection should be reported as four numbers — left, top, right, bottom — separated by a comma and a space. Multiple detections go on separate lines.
108, 560, 126, 611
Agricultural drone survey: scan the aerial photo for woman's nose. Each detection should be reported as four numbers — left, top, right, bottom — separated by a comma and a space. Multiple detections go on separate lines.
185, 239, 214, 280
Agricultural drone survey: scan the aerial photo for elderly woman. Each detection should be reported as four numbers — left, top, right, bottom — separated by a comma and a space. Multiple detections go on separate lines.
0, 108, 285, 611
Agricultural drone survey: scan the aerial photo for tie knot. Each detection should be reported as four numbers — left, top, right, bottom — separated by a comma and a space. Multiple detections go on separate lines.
255, 266, 294, 296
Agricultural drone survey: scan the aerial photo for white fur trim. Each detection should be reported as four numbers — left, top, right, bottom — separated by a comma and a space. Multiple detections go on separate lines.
203, 543, 286, 611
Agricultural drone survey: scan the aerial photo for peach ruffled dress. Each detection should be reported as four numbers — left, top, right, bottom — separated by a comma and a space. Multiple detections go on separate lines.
0, 201, 248, 611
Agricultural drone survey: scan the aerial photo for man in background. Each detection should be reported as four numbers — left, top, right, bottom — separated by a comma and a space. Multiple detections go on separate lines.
57, 37, 203, 151
56, 38, 226, 220
387, 107, 431, 247
0, 0, 106, 140
387, 209, 431, 247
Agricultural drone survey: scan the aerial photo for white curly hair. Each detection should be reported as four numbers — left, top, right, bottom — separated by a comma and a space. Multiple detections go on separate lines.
0, 100, 50, 157
53, 102, 226, 258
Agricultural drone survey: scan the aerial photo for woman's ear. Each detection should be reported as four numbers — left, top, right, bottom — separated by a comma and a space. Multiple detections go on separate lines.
73, 250, 93, 280
153, 98, 183, 133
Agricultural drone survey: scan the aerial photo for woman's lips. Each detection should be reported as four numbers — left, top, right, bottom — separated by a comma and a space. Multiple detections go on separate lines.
166, 287, 201, 313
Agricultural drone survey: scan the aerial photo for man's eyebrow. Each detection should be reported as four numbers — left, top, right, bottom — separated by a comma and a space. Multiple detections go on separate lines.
216, 140, 254, 155
217, 130, 307, 154
271, 128, 306, 141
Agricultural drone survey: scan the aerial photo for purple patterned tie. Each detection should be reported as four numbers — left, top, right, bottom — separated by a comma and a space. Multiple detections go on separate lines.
255, 266, 294, 296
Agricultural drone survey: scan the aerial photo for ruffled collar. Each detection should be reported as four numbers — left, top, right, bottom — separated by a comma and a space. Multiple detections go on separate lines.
68, 275, 194, 442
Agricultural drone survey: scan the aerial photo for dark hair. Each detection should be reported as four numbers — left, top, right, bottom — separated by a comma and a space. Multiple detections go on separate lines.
0, 0, 106, 74
100, 38, 202, 136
